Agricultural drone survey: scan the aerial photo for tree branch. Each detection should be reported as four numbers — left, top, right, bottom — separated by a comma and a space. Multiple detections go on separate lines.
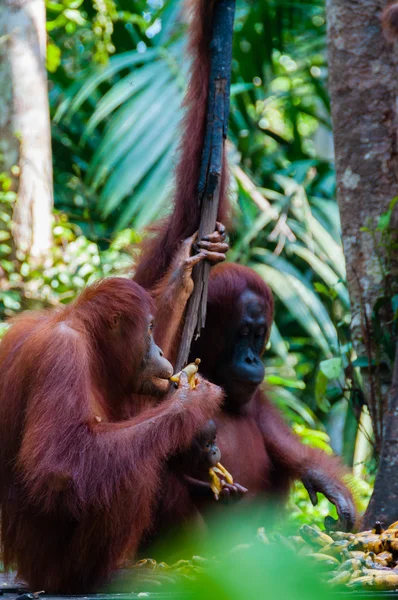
176, 0, 236, 371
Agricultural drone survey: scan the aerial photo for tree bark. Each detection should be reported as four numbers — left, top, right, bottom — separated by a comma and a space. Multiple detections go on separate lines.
0, 0, 53, 261
364, 343, 398, 527
327, 0, 398, 526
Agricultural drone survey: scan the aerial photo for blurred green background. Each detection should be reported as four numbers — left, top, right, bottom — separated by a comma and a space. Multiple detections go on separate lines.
0, 0, 375, 524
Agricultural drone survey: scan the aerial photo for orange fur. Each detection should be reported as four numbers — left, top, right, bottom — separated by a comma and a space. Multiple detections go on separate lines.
134, 0, 230, 290
0, 278, 223, 592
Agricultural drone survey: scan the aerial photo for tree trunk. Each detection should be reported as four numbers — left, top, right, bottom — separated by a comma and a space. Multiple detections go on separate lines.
365, 343, 398, 527
0, 0, 53, 261
327, 0, 398, 526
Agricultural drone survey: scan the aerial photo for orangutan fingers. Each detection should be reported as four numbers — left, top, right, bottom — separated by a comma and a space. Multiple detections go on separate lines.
333, 494, 356, 532
197, 240, 229, 253
184, 252, 207, 269
203, 231, 226, 244
303, 477, 318, 506
184, 250, 226, 269
234, 483, 248, 495
200, 250, 226, 264
216, 221, 226, 236
181, 232, 199, 258
203, 222, 226, 242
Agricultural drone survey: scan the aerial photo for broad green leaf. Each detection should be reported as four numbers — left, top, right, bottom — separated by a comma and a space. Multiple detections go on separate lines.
55, 49, 159, 122
83, 62, 166, 138
320, 357, 342, 380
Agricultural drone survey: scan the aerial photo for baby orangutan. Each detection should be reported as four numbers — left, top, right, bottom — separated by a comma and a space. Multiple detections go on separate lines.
176, 419, 248, 503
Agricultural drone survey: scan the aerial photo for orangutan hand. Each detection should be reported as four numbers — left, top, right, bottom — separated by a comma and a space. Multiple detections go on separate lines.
171, 222, 228, 296
218, 482, 248, 504
302, 469, 356, 532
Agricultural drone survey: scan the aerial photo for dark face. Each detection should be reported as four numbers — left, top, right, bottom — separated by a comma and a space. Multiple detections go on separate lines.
214, 290, 267, 409
177, 420, 221, 477
193, 420, 221, 469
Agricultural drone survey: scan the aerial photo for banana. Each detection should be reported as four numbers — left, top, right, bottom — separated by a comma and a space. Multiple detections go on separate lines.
338, 558, 363, 572
321, 540, 350, 558
330, 532, 356, 542
348, 572, 398, 590
209, 462, 234, 499
348, 534, 383, 554
290, 535, 307, 551
213, 462, 233, 484
170, 358, 201, 389
309, 553, 340, 569
299, 525, 334, 548
383, 539, 398, 553
373, 551, 393, 566
387, 520, 398, 531
209, 468, 222, 499
348, 551, 366, 560
135, 558, 157, 570
328, 571, 352, 586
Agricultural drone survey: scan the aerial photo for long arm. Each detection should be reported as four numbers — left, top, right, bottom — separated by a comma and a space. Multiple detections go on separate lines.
133, 0, 230, 291
16, 325, 223, 516
254, 391, 357, 530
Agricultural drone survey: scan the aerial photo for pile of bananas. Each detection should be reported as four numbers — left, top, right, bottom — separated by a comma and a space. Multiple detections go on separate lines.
283, 521, 398, 590
129, 557, 209, 588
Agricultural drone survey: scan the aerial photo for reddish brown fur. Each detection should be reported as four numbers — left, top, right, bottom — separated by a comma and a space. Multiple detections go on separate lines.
133, 0, 229, 290
190, 263, 353, 502
139, 263, 354, 544
0, 278, 223, 593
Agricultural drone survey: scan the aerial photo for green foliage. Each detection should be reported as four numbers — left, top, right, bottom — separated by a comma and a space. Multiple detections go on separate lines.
0, 201, 138, 320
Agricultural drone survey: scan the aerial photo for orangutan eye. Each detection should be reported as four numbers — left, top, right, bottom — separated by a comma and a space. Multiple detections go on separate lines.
240, 326, 250, 337
148, 322, 154, 333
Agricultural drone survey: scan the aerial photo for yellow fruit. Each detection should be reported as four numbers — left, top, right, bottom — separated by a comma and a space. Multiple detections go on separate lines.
213, 462, 234, 484
209, 462, 234, 500
384, 539, 398, 553
299, 525, 334, 548
170, 359, 201, 389
373, 551, 393, 566
349, 551, 366, 559
348, 572, 398, 590
338, 558, 363, 572
310, 553, 340, 569
328, 571, 352, 586
321, 540, 350, 558
209, 468, 222, 499
330, 532, 356, 542
349, 535, 383, 554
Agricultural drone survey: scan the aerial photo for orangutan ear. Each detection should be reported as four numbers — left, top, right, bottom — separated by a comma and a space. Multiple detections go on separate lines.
108, 312, 121, 330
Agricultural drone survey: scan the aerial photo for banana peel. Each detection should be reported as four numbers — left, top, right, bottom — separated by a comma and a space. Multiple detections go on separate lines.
170, 358, 201, 389
209, 462, 234, 500
299, 525, 334, 549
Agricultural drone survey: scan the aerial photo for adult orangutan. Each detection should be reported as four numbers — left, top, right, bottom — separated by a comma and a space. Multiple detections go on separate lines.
0, 277, 224, 593
133, 0, 356, 534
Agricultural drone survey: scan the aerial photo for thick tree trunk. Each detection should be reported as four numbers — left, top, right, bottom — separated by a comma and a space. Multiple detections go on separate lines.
365, 343, 398, 527
327, 0, 398, 526
0, 0, 53, 261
